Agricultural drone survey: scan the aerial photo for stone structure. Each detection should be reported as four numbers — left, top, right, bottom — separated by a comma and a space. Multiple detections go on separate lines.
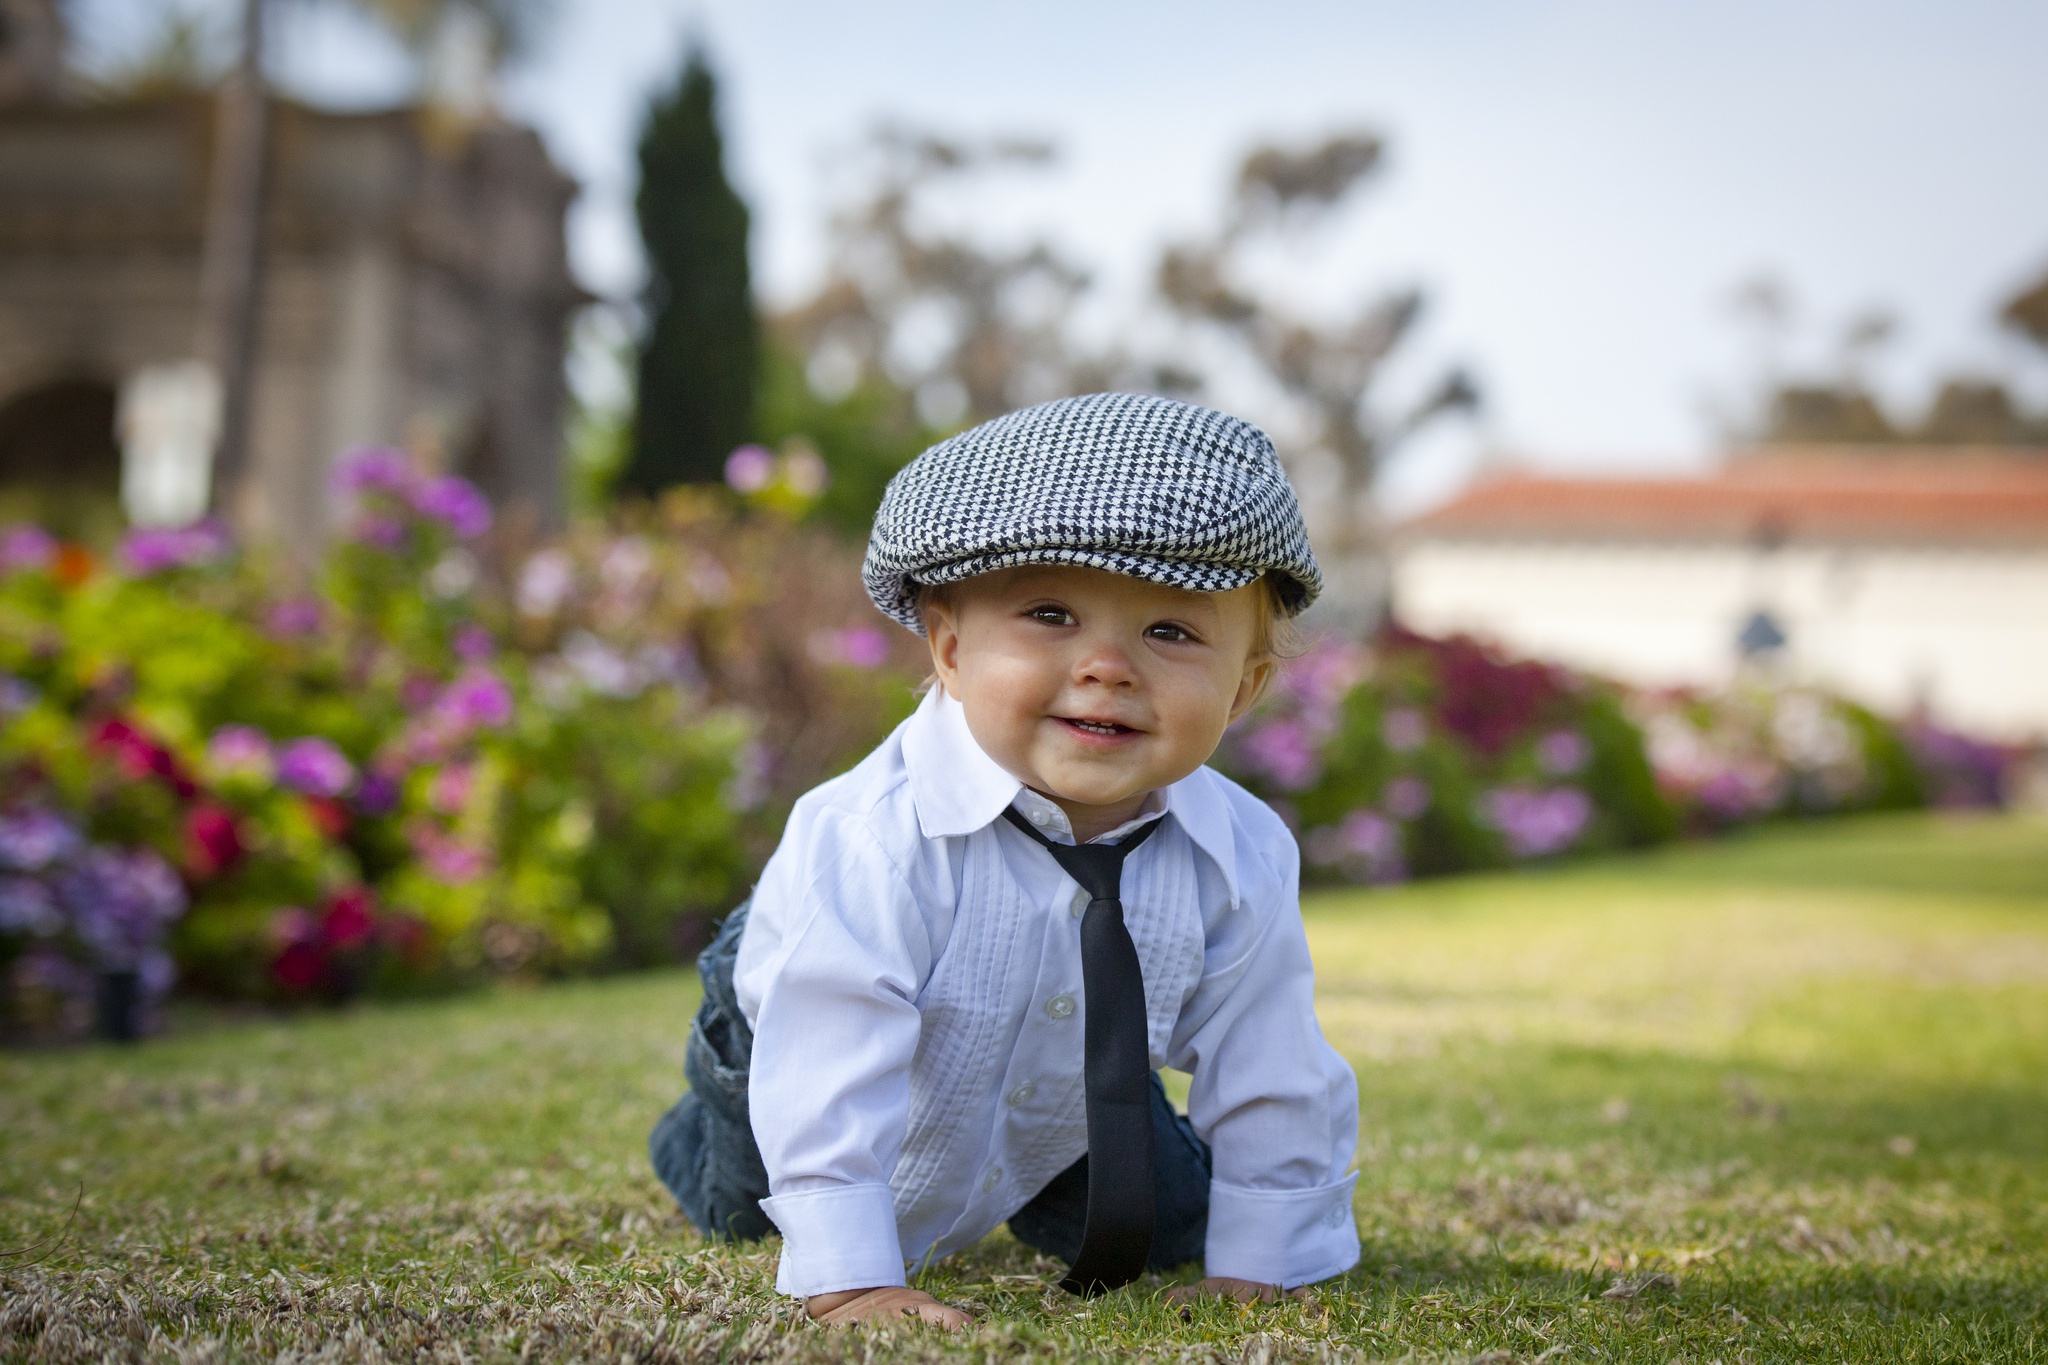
0, 10, 583, 544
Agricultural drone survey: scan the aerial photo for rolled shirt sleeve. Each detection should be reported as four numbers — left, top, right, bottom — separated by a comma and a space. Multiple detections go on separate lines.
740, 811, 933, 1297
1172, 839, 1361, 1288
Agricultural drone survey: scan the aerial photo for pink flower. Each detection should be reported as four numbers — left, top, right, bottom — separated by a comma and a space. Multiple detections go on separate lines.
206, 724, 275, 782
724, 444, 775, 493
408, 823, 486, 884
808, 625, 891, 670
1536, 729, 1591, 776
1239, 719, 1321, 791
264, 597, 325, 638
277, 737, 355, 798
1482, 785, 1593, 858
1384, 775, 1431, 820
452, 622, 496, 662
427, 763, 473, 815
1382, 708, 1427, 753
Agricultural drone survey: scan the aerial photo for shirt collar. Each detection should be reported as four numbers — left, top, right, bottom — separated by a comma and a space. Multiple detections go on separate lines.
901, 687, 1244, 903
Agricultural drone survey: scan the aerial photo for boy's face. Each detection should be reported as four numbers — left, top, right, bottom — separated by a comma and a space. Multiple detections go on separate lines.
925, 565, 1273, 834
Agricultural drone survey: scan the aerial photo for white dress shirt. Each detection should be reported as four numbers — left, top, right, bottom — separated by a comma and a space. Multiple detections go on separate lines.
733, 686, 1360, 1298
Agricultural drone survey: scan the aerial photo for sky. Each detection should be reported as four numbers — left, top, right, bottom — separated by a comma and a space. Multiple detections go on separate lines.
74, 0, 2048, 511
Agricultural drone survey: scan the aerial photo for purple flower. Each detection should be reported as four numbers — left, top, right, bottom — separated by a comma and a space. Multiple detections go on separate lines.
265, 597, 325, 638
808, 625, 892, 670
0, 875, 63, 935
1238, 719, 1322, 791
331, 446, 416, 497
1536, 729, 1591, 776
410, 476, 493, 539
206, 725, 275, 783
57, 845, 188, 969
438, 668, 514, 729
0, 808, 82, 871
0, 674, 37, 719
1339, 808, 1398, 859
516, 550, 575, 617
0, 523, 57, 574
119, 520, 229, 575
1384, 775, 1432, 821
277, 737, 356, 798
1482, 785, 1593, 858
724, 444, 775, 493
1382, 708, 1428, 753
354, 766, 402, 817
452, 622, 497, 663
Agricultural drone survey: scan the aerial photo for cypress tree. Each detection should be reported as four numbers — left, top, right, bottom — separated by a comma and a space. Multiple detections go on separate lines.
622, 46, 757, 494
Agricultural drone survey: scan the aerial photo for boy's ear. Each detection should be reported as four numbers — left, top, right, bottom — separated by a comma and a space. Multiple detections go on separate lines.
924, 597, 961, 700
1227, 653, 1275, 725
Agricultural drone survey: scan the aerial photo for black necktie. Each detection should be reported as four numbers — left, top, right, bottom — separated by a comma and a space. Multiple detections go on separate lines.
1002, 805, 1163, 1296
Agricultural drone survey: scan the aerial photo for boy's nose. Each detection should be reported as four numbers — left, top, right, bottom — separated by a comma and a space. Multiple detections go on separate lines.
1071, 636, 1137, 687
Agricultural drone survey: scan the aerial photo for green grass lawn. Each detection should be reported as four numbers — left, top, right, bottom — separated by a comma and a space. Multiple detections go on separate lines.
4, 811, 2045, 1362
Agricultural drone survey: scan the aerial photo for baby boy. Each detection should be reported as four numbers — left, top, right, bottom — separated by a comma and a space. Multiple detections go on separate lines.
650, 392, 1360, 1327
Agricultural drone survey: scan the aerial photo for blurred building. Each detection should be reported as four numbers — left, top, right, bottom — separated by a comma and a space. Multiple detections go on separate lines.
0, 11, 583, 543
1391, 448, 2048, 739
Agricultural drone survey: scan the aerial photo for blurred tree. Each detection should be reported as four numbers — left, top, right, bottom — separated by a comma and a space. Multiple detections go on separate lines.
620, 46, 757, 494
775, 125, 1106, 434
1155, 133, 1477, 627
2003, 265, 2048, 351
1158, 133, 1478, 510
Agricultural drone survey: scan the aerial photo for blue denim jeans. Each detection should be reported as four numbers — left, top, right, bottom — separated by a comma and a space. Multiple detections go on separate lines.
649, 903, 1213, 1271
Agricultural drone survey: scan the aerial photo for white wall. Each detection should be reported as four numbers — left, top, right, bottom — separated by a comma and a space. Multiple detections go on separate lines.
1391, 537, 2048, 740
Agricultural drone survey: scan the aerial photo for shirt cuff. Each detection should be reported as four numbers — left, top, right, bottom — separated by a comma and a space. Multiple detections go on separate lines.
1204, 1172, 1360, 1289
760, 1183, 907, 1298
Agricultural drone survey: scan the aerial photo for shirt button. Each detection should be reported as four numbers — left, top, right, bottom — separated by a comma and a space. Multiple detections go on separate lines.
1070, 890, 1090, 918
1029, 807, 1051, 826
982, 1165, 1003, 1192
1045, 993, 1075, 1019
1007, 1082, 1035, 1106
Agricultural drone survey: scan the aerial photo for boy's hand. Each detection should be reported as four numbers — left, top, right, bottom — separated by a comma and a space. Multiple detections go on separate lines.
1165, 1277, 1309, 1305
807, 1286, 973, 1329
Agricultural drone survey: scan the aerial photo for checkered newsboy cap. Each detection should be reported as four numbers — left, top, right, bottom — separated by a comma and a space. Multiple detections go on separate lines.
864, 392, 1322, 634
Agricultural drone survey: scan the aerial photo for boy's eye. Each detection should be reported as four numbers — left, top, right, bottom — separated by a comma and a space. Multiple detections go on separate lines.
1029, 605, 1075, 627
1146, 622, 1195, 643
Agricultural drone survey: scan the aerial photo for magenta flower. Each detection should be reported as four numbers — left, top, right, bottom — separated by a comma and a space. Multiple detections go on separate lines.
120, 521, 229, 575
331, 446, 416, 497
809, 625, 891, 670
355, 514, 407, 551
437, 668, 513, 729
0, 523, 57, 574
206, 724, 275, 783
724, 444, 775, 493
410, 476, 492, 539
354, 766, 402, 816
277, 737, 355, 798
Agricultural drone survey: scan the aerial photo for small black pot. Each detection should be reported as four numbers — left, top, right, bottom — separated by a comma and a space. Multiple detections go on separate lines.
94, 969, 142, 1043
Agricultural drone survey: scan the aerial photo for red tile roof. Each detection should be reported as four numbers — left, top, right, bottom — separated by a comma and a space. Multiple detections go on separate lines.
1400, 448, 2048, 547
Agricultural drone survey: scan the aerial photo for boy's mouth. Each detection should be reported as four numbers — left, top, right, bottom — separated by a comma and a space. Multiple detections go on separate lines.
1056, 716, 1140, 739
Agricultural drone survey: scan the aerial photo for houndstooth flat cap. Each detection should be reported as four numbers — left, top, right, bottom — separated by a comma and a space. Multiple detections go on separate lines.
864, 392, 1321, 634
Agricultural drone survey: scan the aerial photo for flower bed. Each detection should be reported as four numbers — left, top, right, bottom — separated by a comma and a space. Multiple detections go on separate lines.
1216, 627, 2008, 887
0, 451, 920, 1040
